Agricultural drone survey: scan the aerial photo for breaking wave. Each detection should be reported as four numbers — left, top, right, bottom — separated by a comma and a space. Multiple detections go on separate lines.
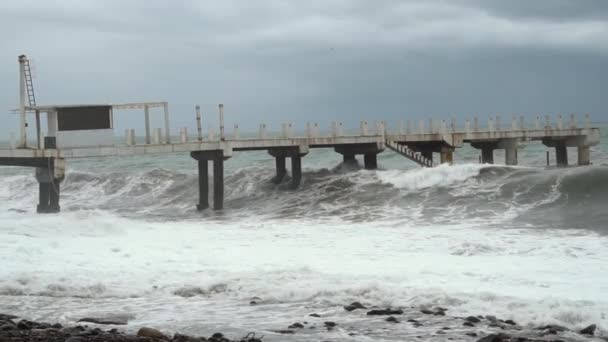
1, 163, 607, 231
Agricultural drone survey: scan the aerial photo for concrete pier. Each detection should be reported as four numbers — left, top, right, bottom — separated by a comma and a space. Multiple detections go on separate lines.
0, 111, 601, 213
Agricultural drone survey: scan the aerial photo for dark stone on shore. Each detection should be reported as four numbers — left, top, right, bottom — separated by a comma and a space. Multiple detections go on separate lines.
434, 310, 446, 316
466, 332, 478, 337
249, 301, 257, 305
309, 313, 321, 317
367, 309, 403, 316
137, 327, 168, 340
463, 322, 475, 327
466, 316, 481, 323
344, 302, 366, 311
476, 333, 511, 342
504, 319, 516, 326
288, 322, 304, 329
486, 315, 498, 322
421, 309, 435, 315
324, 321, 337, 329
407, 319, 418, 323
77, 317, 128, 325
436, 330, 447, 335
580, 324, 596, 335
385, 316, 399, 323
272, 329, 294, 334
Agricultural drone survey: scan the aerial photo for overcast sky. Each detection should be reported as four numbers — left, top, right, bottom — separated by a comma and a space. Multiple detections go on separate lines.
1, 0, 607, 138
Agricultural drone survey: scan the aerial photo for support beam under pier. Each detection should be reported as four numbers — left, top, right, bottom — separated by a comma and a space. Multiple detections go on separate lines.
555, 145, 568, 167
196, 159, 209, 210
471, 142, 498, 164
335, 143, 384, 170
191, 150, 227, 211
290, 154, 302, 189
578, 145, 590, 166
213, 158, 224, 210
272, 156, 287, 184
363, 153, 377, 170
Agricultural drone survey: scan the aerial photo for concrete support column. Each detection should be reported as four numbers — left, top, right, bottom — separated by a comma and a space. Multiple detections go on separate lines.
49, 180, 60, 213
578, 145, 590, 166
556, 145, 568, 167
342, 154, 357, 166
213, 157, 224, 210
440, 150, 453, 164
420, 150, 433, 164
272, 156, 287, 184
196, 159, 209, 210
191, 150, 227, 211
37, 182, 50, 213
481, 147, 494, 164
505, 147, 518, 166
364, 153, 377, 170
290, 155, 302, 189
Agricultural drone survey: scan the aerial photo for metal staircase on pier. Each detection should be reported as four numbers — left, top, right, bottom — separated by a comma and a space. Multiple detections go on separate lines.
385, 140, 435, 167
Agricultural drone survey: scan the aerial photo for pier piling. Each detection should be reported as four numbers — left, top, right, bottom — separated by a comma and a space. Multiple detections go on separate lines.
290, 154, 302, 189
273, 156, 287, 184
578, 146, 590, 166
196, 159, 209, 210
555, 144, 568, 167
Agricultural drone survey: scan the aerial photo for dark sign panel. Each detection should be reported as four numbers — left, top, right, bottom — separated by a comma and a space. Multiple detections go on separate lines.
57, 106, 112, 131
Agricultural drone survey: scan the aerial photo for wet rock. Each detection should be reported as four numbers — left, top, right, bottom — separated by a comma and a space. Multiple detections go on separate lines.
466, 332, 478, 337
0, 314, 18, 321
137, 326, 168, 340
344, 302, 366, 312
309, 313, 321, 318
385, 316, 399, 323
580, 324, 596, 335
407, 319, 418, 323
476, 333, 511, 342
504, 319, 516, 326
288, 322, 304, 329
17, 320, 32, 330
434, 310, 446, 316
436, 330, 447, 335
421, 309, 435, 315
272, 329, 294, 334
367, 308, 403, 316
486, 315, 498, 322
249, 301, 257, 305
324, 321, 337, 329
77, 317, 129, 325
463, 322, 475, 327
173, 333, 207, 341
0, 324, 16, 331
466, 316, 481, 323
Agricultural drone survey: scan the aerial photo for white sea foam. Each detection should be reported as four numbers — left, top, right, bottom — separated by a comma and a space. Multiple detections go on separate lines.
0, 208, 607, 338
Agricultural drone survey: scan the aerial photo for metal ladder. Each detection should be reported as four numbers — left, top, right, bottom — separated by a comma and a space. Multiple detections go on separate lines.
23, 58, 36, 106
385, 140, 435, 167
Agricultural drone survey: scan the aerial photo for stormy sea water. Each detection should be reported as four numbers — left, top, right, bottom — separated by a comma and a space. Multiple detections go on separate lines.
0, 127, 607, 341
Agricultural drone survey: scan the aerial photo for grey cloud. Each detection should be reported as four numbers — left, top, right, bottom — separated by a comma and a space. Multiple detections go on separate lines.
0, 0, 607, 139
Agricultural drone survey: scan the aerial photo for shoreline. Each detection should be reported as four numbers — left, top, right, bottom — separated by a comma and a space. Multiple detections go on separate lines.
1, 304, 604, 342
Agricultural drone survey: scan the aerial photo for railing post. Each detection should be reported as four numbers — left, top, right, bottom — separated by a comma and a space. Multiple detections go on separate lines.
557, 115, 563, 130
196, 105, 203, 141
163, 102, 170, 144
570, 113, 577, 129
218, 104, 225, 141
144, 105, 151, 144
474, 116, 479, 132
584, 114, 590, 129
233, 124, 239, 139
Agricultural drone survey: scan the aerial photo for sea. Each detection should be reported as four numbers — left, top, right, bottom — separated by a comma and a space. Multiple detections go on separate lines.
0, 125, 607, 341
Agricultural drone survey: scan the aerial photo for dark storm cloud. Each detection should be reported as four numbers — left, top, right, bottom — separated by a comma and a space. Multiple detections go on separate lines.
0, 0, 607, 139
